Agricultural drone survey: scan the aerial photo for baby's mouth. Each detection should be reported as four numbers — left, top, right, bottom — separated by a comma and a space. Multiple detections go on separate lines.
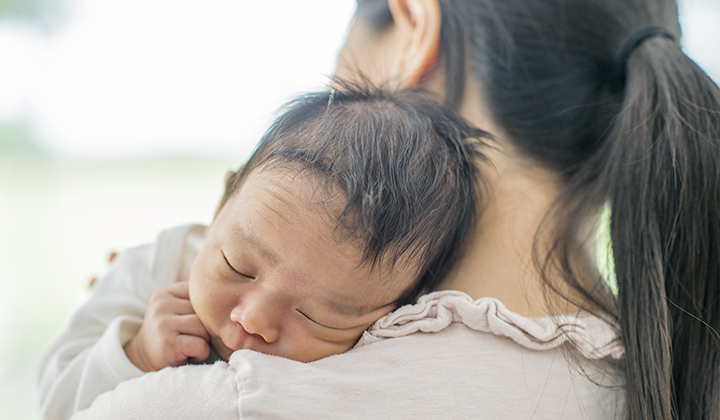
223, 321, 259, 352
209, 335, 234, 362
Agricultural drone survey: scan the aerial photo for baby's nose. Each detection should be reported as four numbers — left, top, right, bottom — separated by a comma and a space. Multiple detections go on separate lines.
231, 292, 281, 344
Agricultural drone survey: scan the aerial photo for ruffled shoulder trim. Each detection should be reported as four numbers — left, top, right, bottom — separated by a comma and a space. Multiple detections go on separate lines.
358, 290, 623, 360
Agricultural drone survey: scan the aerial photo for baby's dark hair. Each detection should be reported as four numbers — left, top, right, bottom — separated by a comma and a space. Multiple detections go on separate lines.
220, 84, 488, 305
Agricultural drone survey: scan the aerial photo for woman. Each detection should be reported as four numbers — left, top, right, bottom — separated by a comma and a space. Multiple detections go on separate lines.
339, 0, 719, 417
69, 0, 720, 419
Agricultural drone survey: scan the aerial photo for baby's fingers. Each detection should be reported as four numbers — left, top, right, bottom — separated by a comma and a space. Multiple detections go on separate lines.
166, 281, 191, 300
176, 334, 211, 365
148, 284, 195, 316
176, 314, 210, 342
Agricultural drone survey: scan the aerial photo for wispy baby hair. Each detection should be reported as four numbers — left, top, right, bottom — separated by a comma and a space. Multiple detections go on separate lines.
221, 83, 488, 305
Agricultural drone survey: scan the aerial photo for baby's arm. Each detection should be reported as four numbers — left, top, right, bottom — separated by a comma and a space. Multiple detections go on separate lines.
38, 245, 152, 420
38, 225, 207, 420
124, 281, 210, 372
37, 239, 202, 420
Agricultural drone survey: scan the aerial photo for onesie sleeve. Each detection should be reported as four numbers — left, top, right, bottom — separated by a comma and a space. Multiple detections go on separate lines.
38, 225, 200, 420
37, 245, 152, 420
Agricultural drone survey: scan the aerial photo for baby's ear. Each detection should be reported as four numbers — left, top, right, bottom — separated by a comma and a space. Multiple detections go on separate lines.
225, 170, 235, 189
213, 170, 237, 220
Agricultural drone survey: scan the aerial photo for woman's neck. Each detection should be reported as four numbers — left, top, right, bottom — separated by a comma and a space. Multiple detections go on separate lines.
433, 77, 571, 317
438, 144, 565, 317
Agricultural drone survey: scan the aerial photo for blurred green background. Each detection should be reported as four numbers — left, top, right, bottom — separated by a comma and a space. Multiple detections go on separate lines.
0, 0, 718, 419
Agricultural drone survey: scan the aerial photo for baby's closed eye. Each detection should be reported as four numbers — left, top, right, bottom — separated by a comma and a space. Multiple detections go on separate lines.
221, 250, 255, 280
296, 308, 369, 331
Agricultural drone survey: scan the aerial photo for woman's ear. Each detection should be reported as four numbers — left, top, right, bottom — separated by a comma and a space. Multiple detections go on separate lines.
387, 0, 441, 86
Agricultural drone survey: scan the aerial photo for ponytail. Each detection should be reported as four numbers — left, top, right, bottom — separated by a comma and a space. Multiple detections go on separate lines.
601, 37, 720, 419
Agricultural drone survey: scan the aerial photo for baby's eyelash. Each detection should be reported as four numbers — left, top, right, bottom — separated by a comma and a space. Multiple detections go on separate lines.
296, 309, 358, 331
221, 250, 254, 279
296, 309, 334, 329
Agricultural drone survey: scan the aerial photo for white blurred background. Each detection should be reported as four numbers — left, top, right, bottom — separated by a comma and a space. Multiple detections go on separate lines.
0, 0, 718, 418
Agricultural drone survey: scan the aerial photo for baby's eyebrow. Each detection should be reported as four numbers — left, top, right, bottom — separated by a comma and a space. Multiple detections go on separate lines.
232, 225, 278, 265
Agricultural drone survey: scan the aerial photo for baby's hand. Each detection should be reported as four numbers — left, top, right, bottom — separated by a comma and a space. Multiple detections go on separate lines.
124, 282, 210, 372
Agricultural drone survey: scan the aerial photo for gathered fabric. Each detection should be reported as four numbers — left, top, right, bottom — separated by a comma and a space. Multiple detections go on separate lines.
360, 290, 623, 361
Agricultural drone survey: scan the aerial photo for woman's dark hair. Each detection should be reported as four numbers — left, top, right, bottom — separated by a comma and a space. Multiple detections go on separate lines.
358, 0, 720, 419
221, 84, 487, 305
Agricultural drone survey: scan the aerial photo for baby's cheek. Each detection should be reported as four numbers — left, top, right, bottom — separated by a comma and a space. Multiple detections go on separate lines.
186, 275, 201, 307
293, 330, 365, 362
187, 256, 208, 300
188, 258, 225, 308
187, 273, 215, 320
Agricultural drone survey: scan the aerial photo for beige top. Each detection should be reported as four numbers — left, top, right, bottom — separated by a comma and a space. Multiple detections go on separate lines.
73, 287, 625, 419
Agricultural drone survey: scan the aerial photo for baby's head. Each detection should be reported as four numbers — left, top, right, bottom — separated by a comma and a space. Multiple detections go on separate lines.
189, 85, 487, 362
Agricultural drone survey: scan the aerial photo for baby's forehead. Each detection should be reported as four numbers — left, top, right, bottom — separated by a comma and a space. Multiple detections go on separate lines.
242, 165, 345, 221
236, 164, 422, 295
235, 165, 365, 260
224, 169, 417, 306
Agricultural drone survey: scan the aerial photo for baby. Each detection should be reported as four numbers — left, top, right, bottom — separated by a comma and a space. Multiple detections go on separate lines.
39, 85, 486, 418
